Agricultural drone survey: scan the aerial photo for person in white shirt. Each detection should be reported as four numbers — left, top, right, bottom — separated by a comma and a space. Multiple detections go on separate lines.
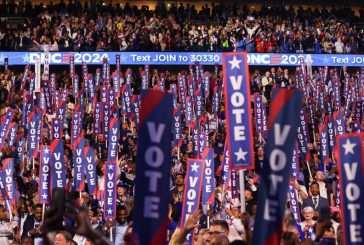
290, 180, 308, 204
334, 37, 344, 54
0, 204, 19, 244
244, 21, 260, 37
299, 206, 316, 240
188, 25, 199, 38
314, 171, 334, 206
225, 204, 245, 242
104, 205, 129, 244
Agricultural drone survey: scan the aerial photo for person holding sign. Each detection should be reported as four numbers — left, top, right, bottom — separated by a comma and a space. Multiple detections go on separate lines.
0, 204, 19, 244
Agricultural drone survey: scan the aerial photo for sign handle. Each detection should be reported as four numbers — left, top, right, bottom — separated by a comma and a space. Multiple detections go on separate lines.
239, 169, 246, 213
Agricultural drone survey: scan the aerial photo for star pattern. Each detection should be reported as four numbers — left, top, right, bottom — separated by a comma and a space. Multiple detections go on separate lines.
22, 53, 31, 63
44, 147, 50, 154
191, 162, 200, 172
342, 139, 356, 155
234, 148, 248, 161
228, 56, 242, 70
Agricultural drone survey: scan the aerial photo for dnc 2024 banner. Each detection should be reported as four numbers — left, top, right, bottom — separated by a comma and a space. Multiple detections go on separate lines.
0, 52, 363, 66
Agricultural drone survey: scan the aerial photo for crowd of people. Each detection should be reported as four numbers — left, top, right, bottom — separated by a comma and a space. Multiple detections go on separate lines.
0, 1, 364, 53
0, 55, 362, 245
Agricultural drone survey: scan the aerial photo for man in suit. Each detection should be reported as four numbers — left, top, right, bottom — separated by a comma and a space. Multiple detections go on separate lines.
302, 182, 329, 219
22, 203, 43, 241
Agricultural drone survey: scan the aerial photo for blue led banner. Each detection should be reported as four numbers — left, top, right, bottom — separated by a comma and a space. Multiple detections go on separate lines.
0, 52, 363, 66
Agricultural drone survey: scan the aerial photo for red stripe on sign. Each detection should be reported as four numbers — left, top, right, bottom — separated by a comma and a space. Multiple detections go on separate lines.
201, 147, 210, 159
271, 55, 281, 64
50, 139, 58, 153
32, 149, 38, 159
109, 117, 116, 129
333, 111, 339, 121
149, 216, 169, 245
264, 226, 281, 245
84, 146, 89, 157
268, 89, 295, 131
79, 180, 85, 192
27, 112, 34, 123
74, 105, 80, 113
2, 159, 9, 170
271, 55, 281, 59
57, 100, 64, 110
139, 90, 164, 128
173, 108, 178, 116
74, 133, 83, 148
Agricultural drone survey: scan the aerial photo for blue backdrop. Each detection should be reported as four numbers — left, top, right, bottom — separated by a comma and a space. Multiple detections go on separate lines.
0, 52, 363, 66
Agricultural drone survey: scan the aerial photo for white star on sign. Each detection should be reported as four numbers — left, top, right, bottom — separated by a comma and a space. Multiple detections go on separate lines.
44, 147, 50, 154
42, 193, 48, 199
199, 134, 205, 140
292, 172, 297, 177
191, 162, 200, 172
107, 209, 113, 214
228, 56, 242, 70
108, 164, 114, 170
234, 148, 248, 161
223, 175, 227, 181
308, 227, 314, 233
53, 120, 59, 125
22, 53, 30, 63
342, 138, 356, 155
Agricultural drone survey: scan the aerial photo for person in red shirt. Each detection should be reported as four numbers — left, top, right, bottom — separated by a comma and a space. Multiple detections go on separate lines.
255, 34, 266, 52
265, 37, 272, 52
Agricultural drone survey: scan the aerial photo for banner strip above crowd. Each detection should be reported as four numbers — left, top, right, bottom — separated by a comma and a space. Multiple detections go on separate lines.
1, 52, 364, 66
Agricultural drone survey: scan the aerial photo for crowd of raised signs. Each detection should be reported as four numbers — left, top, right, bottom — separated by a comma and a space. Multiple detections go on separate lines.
0, 2, 364, 53
0, 55, 363, 245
